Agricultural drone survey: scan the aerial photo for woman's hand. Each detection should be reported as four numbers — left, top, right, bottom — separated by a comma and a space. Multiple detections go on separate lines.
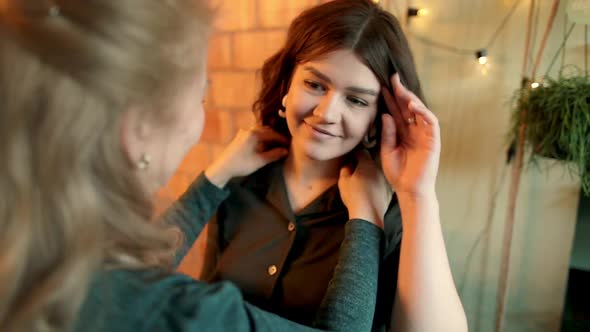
380, 73, 441, 199
205, 126, 289, 188
338, 149, 392, 229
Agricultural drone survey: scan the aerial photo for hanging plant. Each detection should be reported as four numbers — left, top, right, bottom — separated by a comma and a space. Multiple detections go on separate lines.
510, 67, 590, 194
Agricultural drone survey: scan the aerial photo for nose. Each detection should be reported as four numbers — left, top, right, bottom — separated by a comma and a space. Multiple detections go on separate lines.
312, 92, 341, 124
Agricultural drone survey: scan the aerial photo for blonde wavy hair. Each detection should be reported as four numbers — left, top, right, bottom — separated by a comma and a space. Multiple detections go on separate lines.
0, 0, 211, 331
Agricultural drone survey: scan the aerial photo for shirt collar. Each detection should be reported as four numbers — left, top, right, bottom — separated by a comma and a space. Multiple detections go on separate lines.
262, 162, 347, 221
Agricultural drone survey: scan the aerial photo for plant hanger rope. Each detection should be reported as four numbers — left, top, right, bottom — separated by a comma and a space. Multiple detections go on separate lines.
496, 1, 561, 331
522, 0, 537, 78
586, 24, 588, 77
545, 23, 577, 78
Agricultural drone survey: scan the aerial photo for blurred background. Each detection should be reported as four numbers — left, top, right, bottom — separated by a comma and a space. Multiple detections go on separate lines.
157, 1, 590, 331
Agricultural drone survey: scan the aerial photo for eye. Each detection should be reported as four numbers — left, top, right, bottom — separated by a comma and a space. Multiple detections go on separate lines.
304, 80, 326, 92
346, 96, 369, 107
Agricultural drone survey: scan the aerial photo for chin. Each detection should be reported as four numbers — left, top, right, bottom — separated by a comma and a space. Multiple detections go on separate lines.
302, 144, 345, 161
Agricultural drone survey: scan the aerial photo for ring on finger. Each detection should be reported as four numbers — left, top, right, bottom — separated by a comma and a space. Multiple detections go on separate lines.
406, 117, 416, 125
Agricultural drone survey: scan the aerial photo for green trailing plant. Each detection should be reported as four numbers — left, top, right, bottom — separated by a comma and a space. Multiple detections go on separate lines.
510, 69, 590, 194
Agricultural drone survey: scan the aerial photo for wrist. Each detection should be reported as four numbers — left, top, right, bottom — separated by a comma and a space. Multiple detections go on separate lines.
397, 190, 439, 217
397, 189, 438, 204
348, 208, 384, 229
204, 162, 233, 189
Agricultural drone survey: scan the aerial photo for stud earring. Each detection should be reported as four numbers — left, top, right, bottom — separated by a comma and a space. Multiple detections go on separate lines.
137, 153, 151, 170
362, 127, 377, 149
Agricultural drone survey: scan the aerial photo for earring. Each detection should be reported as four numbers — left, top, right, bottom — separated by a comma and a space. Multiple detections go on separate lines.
362, 127, 377, 149
278, 94, 288, 118
137, 153, 151, 170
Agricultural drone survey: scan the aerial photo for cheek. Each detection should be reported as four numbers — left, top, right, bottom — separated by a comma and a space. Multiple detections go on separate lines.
165, 104, 204, 171
285, 90, 319, 131
343, 111, 376, 140
193, 105, 205, 143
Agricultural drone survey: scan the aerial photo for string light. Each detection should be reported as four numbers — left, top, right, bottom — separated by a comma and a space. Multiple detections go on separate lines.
531, 82, 540, 89
476, 49, 488, 65
407, 7, 428, 18
408, 0, 524, 69
418, 8, 429, 16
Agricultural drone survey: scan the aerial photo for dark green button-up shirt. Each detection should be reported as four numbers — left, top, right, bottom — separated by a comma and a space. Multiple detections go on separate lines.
199, 162, 403, 330
74, 173, 384, 332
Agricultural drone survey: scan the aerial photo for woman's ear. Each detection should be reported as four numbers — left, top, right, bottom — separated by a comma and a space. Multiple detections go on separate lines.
120, 107, 152, 168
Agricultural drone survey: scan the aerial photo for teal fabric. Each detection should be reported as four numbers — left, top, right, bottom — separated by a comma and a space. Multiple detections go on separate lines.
74, 173, 383, 332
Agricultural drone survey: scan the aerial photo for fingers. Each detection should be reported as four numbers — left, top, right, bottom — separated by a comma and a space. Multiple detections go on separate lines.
380, 113, 397, 150
253, 126, 289, 145
409, 101, 438, 126
259, 147, 289, 163
340, 149, 369, 179
389, 73, 432, 129
250, 126, 289, 153
391, 73, 425, 109
409, 102, 440, 139
339, 163, 353, 178
382, 87, 409, 140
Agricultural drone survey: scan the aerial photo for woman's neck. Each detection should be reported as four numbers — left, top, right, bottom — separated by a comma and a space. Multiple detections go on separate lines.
283, 148, 342, 190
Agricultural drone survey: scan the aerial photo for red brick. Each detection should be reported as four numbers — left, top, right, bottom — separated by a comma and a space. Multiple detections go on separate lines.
208, 34, 232, 70
203, 82, 215, 107
209, 72, 258, 108
176, 143, 211, 177
233, 30, 286, 70
257, 0, 318, 28
201, 109, 234, 144
234, 110, 257, 129
211, 0, 257, 31
210, 143, 228, 161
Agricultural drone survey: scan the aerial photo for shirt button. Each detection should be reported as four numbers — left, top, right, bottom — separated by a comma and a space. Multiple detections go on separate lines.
267, 265, 278, 276
288, 222, 295, 231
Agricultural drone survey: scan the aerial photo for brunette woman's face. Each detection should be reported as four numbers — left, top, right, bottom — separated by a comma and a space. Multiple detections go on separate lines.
284, 49, 380, 161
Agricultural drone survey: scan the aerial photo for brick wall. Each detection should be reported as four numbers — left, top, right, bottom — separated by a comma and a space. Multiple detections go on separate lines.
157, 0, 328, 278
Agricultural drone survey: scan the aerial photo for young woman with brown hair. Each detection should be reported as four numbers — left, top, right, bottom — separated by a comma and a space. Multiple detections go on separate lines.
188, 0, 467, 331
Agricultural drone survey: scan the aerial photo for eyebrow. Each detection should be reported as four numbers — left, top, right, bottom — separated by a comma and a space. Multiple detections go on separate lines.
303, 66, 379, 97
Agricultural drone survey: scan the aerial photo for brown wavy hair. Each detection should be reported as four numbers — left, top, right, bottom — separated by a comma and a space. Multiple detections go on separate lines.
0, 1, 211, 331
254, 0, 424, 152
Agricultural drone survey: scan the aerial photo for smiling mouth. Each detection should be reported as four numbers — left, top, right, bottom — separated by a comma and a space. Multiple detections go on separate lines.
305, 122, 338, 137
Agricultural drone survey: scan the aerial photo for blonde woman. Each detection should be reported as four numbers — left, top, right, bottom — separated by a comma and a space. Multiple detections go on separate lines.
0, 0, 389, 331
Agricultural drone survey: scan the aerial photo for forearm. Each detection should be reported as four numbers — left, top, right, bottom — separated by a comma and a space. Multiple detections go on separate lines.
159, 172, 229, 267
391, 193, 467, 332
315, 219, 383, 332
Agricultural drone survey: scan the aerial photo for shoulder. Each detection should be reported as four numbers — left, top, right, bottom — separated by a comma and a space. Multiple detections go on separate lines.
224, 161, 282, 197
76, 269, 248, 332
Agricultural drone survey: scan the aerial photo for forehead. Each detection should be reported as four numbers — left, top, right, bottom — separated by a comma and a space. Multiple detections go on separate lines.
295, 49, 380, 90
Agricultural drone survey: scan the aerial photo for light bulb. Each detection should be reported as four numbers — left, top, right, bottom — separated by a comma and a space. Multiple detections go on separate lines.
475, 49, 488, 65
531, 82, 540, 89
407, 8, 419, 17
418, 9, 429, 16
